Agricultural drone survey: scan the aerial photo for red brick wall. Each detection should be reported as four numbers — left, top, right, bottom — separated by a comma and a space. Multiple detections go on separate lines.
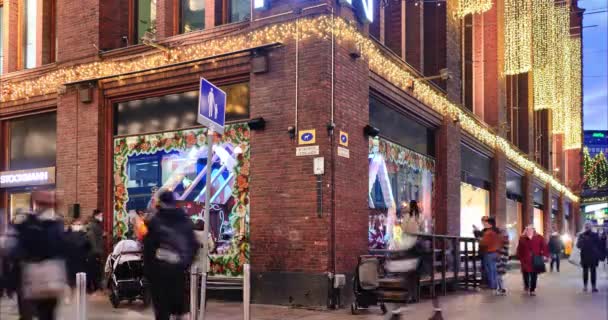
405, 1, 422, 70
56, 0, 100, 62
249, 36, 333, 274
99, 0, 130, 50
332, 35, 369, 274
384, 0, 402, 57
491, 151, 506, 228
435, 119, 461, 236
522, 174, 534, 229
56, 86, 103, 221
3, 0, 20, 73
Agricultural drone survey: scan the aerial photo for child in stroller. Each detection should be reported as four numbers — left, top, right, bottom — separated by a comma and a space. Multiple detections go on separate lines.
104, 239, 150, 308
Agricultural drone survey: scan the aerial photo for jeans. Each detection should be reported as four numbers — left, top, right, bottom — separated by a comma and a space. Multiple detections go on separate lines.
483, 253, 499, 290
550, 254, 560, 272
522, 272, 538, 292
496, 273, 505, 291
583, 266, 597, 288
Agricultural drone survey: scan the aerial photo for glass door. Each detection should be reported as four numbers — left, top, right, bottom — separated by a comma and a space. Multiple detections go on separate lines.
9, 191, 32, 221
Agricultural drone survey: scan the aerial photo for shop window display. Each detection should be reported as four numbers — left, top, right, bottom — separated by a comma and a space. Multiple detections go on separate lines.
534, 208, 544, 235
460, 182, 489, 237
506, 198, 522, 256
368, 137, 435, 249
114, 124, 250, 276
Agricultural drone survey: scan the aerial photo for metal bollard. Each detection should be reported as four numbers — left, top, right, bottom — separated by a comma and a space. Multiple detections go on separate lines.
198, 272, 208, 320
243, 264, 251, 320
75, 272, 87, 320
190, 266, 199, 320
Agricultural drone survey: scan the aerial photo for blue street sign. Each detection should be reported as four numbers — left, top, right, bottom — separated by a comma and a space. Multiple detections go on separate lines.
198, 78, 226, 134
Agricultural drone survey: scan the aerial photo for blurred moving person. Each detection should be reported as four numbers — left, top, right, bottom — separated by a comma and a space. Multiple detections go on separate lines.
14, 191, 67, 320
548, 229, 564, 272
516, 225, 549, 296
65, 212, 91, 297
87, 209, 104, 293
143, 191, 198, 320
577, 222, 603, 293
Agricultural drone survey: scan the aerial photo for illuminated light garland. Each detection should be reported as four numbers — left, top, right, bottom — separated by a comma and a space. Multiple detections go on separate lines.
532, 0, 557, 110
564, 37, 582, 150
455, 0, 493, 18
504, 0, 532, 75
0, 15, 579, 201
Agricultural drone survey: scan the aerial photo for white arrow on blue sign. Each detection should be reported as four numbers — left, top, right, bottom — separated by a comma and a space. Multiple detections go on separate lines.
197, 78, 226, 134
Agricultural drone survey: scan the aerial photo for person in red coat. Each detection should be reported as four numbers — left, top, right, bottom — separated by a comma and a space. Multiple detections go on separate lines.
516, 225, 549, 296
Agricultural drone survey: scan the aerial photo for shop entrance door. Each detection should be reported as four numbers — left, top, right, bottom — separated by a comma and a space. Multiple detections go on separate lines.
9, 191, 32, 221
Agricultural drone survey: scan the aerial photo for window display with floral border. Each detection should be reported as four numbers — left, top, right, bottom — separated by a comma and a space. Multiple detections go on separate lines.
113, 123, 250, 276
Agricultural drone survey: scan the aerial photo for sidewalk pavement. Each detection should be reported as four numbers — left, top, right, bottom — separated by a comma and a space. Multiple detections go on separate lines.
2, 262, 607, 319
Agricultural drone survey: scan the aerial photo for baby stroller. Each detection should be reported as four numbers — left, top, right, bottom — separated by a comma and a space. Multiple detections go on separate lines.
351, 255, 387, 315
105, 239, 150, 308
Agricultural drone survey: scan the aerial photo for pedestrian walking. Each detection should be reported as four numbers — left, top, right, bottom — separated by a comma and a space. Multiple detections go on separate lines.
86, 209, 105, 293
516, 225, 549, 296
495, 220, 510, 295
143, 191, 198, 320
479, 217, 502, 292
548, 229, 564, 272
65, 214, 91, 291
13, 191, 67, 320
599, 229, 607, 268
577, 222, 603, 293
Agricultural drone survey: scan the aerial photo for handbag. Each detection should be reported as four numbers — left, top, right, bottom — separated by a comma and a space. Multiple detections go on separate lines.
21, 259, 67, 299
532, 255, 546, 273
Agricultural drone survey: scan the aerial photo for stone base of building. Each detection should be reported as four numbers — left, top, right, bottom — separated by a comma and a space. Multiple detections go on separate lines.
251, 272, 333, 307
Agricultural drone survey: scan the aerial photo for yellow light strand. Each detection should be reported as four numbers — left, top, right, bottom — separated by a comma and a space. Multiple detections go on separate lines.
455, 0, 493, 18
504, 0, 532, 75
0, 15, 579, 202
565, 37, 582, 150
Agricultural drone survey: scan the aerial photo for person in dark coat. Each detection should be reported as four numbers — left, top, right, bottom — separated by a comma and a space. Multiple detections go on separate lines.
14, 191, 67, 320
65, 219, 91, 289
143, 191, 198, 320
516, 225, 549, 296
577, 222, 603, 292
548, 229, 564, 272
86, 209, 105, 293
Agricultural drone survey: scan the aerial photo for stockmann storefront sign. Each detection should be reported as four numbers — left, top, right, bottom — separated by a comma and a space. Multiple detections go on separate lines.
0, 167, 56, 188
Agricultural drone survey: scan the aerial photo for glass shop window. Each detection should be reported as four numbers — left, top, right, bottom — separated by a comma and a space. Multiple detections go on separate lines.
135, 0, 157, 42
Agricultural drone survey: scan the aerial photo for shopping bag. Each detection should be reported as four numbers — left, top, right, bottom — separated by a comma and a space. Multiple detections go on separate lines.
21, 259, 67, 299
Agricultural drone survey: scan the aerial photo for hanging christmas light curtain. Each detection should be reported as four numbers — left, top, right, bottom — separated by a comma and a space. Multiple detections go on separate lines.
532, 0, 557, 110
504, 0, 532, 75
565, 37, 582, 150
456, 0, 493, 18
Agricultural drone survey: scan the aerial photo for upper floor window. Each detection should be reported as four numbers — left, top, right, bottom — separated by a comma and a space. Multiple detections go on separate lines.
179, 0, 250, 34
23, 0, 37, 68
20, 0, 55, 69
135, 0, 157, 43
180, 0, 205, 33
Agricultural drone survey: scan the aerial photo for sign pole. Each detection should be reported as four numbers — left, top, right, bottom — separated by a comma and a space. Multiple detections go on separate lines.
198, 131, 214, 320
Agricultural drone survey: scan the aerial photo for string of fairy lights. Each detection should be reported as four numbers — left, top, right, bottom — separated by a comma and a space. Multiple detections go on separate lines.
504, 0, 532, 75
0, 14, 579, 201
455, 0, 493, 17
504, 0, 582, 152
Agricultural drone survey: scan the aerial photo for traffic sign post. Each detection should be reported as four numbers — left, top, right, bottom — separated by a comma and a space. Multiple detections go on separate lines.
197, 78, 226, 320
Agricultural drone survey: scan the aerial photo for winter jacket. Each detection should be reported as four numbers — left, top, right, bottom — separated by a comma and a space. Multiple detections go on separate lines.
548, 234, 563, 255
480, 228, 502, 254
143, 207, 198, 279
516, 233, 549, 273
14, 211, 67, 263
87, 219, 104, 257
577, 230, 603, 268
64, 226, 92, 287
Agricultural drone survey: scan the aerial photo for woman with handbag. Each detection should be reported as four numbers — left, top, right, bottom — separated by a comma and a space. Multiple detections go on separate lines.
516, 225, 549, 296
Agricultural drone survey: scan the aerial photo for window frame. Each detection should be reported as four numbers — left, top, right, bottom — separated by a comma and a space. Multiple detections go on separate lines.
17, 0, 56, 70
0, 1, 4, 74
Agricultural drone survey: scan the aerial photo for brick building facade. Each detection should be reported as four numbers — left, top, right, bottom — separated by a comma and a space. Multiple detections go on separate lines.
1, 0, 583, 307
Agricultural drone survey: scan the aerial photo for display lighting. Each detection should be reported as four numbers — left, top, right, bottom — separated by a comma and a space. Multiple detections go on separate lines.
503, 0, 532, 75
0, 15, 579, 201
455, 0, 493, 17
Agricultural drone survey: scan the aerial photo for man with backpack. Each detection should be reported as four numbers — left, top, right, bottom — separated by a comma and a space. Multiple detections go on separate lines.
143, 191, 198, 320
